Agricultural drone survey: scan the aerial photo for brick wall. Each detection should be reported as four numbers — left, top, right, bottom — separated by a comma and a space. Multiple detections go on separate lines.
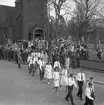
21, 0, 47, 40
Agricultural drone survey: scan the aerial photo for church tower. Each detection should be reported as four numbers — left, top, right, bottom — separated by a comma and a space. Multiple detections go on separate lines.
15, 0, 20, 9
21, 0, 47, 40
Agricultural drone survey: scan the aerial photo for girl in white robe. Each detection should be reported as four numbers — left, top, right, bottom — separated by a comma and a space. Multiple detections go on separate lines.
28, 55, 34, 74
27, 55, 33, 69
32, 55, 38, 73
54, 60, 61, 69
44, 52, 48, 65
52, 67, 60, 94
44, 62, 53, 84
27, 54, 31, 69
65, 56, 70, 70
54, 60, 61, 73
60, 66, 68, 92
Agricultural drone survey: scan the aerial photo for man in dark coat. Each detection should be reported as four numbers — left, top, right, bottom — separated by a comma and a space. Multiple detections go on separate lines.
71, 52, 77, 69
76, 49, 81, 68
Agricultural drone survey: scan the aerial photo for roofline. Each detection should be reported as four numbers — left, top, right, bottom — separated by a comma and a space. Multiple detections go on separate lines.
0, 5, 15, 8
12, 12, 21, 24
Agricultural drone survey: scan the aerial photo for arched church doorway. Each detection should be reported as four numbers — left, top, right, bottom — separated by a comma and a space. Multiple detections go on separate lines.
33, 28, 43, 40
29, 26, 44, 41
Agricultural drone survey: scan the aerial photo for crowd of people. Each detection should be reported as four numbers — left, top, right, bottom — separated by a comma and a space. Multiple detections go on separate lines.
26, 47, 95, 105
0, 38, 95, 105
0, 38, 89, 66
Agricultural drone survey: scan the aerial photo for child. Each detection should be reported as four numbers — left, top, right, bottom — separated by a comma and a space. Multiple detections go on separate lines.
38, 58, 45, 80
44, 62, 53, 84
28, 54, 33, 74
52, 67, 60, 94
60, 66, 68, 92
76, 68, 86, 100
86, 77, 95, 93
54, 60, 61, 71
65, 56, 70, 70
84, 82, 95, 105
27, 53, 31, 70
65, 73, 77, 104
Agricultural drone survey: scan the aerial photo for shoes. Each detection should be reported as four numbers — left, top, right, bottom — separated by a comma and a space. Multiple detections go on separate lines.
65, 98, 69, 101
77, 94, 79, 97
80, 98, 83, 101
32, 74, 34, 76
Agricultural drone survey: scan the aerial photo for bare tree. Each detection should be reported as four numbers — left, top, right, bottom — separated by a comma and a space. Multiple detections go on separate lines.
96, 0, 104, 19
70, 0, 102, 44
47, 0, 72, 39
43, 0, 71, 62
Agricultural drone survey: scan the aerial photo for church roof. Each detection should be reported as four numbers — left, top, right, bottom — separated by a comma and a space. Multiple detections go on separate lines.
0, 5, 17, 28
12, 12, 21, 24
15, 0, 20, 3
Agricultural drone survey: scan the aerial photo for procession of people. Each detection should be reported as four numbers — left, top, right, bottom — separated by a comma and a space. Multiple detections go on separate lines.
0, 38, 95, 105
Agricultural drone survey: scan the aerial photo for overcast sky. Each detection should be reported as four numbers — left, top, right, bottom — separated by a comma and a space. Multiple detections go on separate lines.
0, 0, 76, 8
0, 0, 75, 21
0, 0, 15, 6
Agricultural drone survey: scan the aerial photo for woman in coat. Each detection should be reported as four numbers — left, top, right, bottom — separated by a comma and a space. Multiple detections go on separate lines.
52, 67, 60, 94
17, 50, 22, 68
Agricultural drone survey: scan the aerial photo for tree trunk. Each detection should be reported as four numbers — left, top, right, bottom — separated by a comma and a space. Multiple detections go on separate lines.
48, 41, 52, 63
78, 35, 82, 45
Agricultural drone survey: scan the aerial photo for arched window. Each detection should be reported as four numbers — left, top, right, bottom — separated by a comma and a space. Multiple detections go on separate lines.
29, 27, 44, 41
34, 28, 43, 37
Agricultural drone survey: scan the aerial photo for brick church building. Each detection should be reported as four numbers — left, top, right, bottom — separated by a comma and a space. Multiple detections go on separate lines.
0, 0, 47, 44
